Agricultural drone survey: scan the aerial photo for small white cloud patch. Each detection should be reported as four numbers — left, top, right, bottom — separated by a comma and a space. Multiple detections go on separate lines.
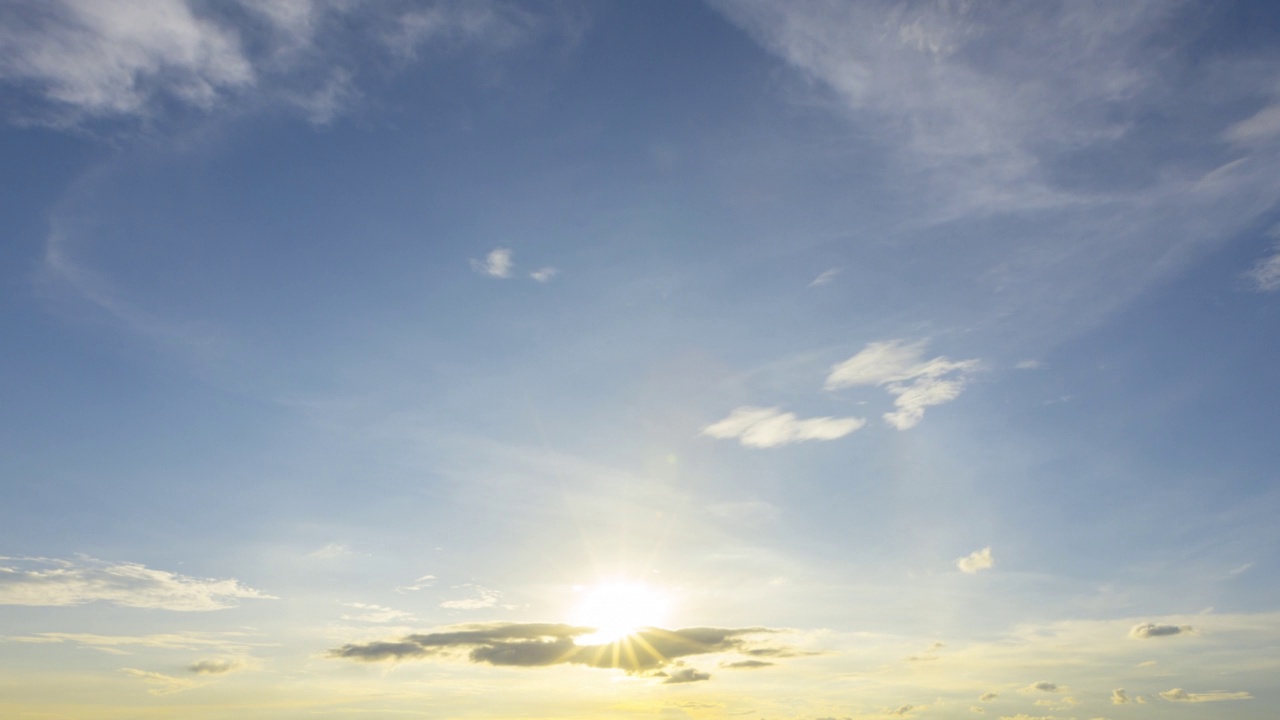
0, 556, 274, 611
956, 547, 994, 574
1247, 246, 1280, 291
1159, 688, 1252, 703
808, 267, 840, 287
702, 406, 866, 448
472, 247, 514, 278
825, 339, 979, 429
530, 266, 558, 282
440, 584, 502, 609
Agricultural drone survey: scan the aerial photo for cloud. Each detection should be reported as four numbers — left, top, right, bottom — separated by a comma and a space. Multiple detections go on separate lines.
956, 547, 994, 574
5, 631, 266, 653
890, 705, 915, 716
721, 659, 773, 669
660, 667, 711, 684
0, 556, 274, 611
1128, 623, 1194, 639
1247, 245, 1280, 291
808, 267, 840, 287
1024, 682, 1059, 693
1110, 689, 1130, 705
187, 658, 247, 675
979, 693, 998, 702
440, 584, 502, 609
0, 0, 551, 126
308, 542, 354, 559
341, 601, 415, 623
702, 406, 865, 448
120, 668, 199, 695
396, 574, 437, 593
328, 622, 789, 678
1158, 688, 1252, 703
530, 266, 558, 282
471, 247, 514, 278
826, 340, 979, 430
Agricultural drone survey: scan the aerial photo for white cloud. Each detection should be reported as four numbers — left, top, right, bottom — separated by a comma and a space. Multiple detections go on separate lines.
0, 556, 274, 611
1225, 104, 1280, 145
955, 547, 993, 574
396, 574, 437, 593
1014, 360, 1042, 370
187, 658, 250, 675
1247, 245, 1280, 291
1158, 688, 1252, 703
440, 584, 502, 609
826, 340, 978, 430
471, 247, 514, 278
1111, 689, 1130, 705
308, 542, 354, 559
121, 667, 199, 695
1128, 623, 1194, 639
6, 631, 266, 653
702, 406, 865, 448
530, 266, 558, 282
808, 267, 840, 287
340, 601, 415, 623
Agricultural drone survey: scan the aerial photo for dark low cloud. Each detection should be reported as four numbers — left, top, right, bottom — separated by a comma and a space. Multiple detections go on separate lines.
328, 622, 790, 678
659, 667, 711, 684
1129, 623, 1194, 639
186, 659, 243, 675
721, 659, 773, 669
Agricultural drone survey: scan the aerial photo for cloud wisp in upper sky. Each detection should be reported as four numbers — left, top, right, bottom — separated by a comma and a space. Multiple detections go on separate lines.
826, 340, 979, 430
0, 556, 274, 611
702, 406, 865, 448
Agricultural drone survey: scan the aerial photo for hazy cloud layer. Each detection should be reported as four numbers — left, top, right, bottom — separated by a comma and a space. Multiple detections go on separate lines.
702, 406, 865, 448
0, 556, 274, 611
826, 340, 978, 430
329, 622, 788, 677
956, 547, 995, 574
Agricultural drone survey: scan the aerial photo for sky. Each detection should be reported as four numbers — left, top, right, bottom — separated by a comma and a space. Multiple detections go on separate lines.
2, 1, 1280, 718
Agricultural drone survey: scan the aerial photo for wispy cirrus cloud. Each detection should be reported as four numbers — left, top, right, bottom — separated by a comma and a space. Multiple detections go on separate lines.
826, 340, 978, 430
121, 667, 199, 695
440, 584, 503, 610
0, 556, 274, 611
702, 406, 865, 448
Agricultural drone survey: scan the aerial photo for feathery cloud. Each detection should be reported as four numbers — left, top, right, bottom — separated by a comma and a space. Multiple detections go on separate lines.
440, 584, 502, 609
702, 406, 865, 448
956, 547, 994, 574
530, 266, 558, 282
826, 340, 978, 430
0, 556, 274, 611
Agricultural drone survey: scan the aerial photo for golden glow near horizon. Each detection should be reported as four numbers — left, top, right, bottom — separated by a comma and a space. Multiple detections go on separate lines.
570, 582, 672, 645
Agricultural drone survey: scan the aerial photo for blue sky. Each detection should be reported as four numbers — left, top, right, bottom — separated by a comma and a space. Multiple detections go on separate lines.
2, 1, 1280, 718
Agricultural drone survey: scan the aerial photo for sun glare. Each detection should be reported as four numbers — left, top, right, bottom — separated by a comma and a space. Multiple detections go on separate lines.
571, 582, 671, 645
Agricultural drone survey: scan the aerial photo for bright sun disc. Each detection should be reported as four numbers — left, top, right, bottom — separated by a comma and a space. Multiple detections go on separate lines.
571, 582, 670, 645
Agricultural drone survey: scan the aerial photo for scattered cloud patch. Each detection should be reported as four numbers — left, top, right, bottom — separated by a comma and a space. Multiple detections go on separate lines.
529, 266, 558, 282
5, 631, 265, 653
329, 622, 790, 678
1247, 245, 1280, 291
1024, 681, 1059, 693
1014, 359, 1042, 370
825, 340, 979, 430
808, 267, 840, 287
397, 574, 436, 593
187, 658, 247, 675
702, 406, 865, 448
341, 601, 415, 623
890, 705, 916, 716
1111, 689, 1130, 705
440, 584, 502, 609
1159, 688, 1252, 703
471, 247, 513, 278
956, 547, 994, 574
979, 693, 998, 702
120, 668, 198, 695
659, 667, 711, 684
721, 659, 773, 669
0, 556, 274, 611
308, 542, 354, 559
1128, 623, 1194, 639
1225, 104, 1280, 145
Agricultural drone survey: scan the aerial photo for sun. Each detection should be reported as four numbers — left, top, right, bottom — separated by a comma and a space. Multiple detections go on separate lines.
570, 581, 671, 645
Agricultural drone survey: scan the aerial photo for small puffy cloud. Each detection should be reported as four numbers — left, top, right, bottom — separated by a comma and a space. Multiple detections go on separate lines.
979, 692, 998, 702
1128, 623, 1194, 639
1159, 688, 1252, 703
440, 584, 502, 610
472, 247, 514, 278
329, 622, 789, 679
825, 340, 979, 430
530, 267, 558, 282
890, 705, 915, 716
702, 406, 865, 448
0, 556, 274, 611
1111, 689, 1129, 704
187, 658, 246, 675
660, 667, 711, 684
1024, 681, 1059, 693
956, 547, 994, 574
808, 267, 840, 287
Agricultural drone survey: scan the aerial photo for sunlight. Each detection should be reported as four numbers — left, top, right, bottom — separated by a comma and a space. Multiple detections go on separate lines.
570, 582, 671, 645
